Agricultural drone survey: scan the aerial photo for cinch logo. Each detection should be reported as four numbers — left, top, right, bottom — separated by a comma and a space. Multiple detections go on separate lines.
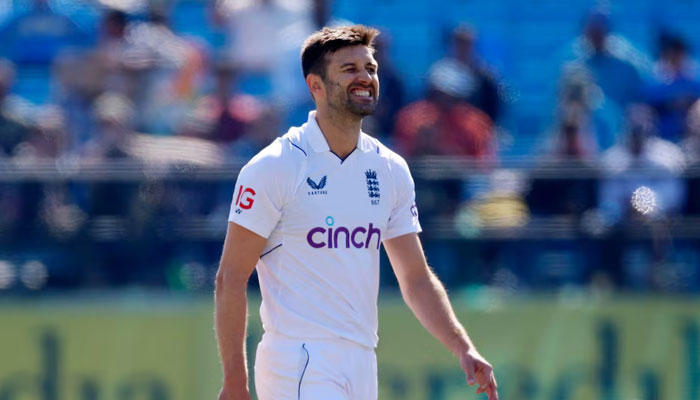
235, 185, 256, 211
306, 216, 381, 249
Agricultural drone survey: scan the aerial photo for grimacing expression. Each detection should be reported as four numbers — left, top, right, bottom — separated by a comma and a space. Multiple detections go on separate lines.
321, 45, 379, 117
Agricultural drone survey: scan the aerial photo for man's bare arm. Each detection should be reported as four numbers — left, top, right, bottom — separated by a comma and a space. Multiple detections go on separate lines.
383, 232, 498, 400
215, 222, 267, 400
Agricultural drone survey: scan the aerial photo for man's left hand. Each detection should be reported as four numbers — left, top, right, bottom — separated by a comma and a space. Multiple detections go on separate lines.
459, 348, 498, 400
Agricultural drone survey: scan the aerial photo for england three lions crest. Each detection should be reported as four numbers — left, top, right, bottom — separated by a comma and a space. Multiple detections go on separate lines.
365, 169, 380, 205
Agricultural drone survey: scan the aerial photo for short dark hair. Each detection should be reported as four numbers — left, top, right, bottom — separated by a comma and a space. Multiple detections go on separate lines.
301, 25, 380, 79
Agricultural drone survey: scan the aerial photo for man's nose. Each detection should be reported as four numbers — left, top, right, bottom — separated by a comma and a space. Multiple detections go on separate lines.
356, 69, 372, 84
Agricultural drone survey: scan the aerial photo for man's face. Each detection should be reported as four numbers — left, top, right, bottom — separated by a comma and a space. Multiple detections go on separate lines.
320, 45, 379, 118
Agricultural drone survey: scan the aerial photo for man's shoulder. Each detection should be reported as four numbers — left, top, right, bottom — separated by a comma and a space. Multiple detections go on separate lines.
242, 130, 308, 174
362, 133, 411, 172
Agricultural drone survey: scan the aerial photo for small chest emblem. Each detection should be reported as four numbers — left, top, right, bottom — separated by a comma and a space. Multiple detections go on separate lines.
307, 176, 328, 195
365, 170, 380, 205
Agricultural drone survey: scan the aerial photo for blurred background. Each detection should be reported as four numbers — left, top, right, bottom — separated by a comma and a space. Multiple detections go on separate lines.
0, 0, 699, 399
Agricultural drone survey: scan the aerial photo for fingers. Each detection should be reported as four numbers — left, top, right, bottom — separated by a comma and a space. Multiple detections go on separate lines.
474, 364, 491, 386
485, 371, 499, 400
484, 384, 497, 400
488, 384, 499, 400
474, 363, 498, 400
475, 382, 495, 399
474, 380, 494, 396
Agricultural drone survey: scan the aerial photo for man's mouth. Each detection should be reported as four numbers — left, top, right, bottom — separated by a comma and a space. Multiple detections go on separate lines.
350, 88, 373, 99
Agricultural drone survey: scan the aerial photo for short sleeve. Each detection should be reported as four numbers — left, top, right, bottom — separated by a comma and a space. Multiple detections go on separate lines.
228, 146, 297, 238
384, 154, 422, 240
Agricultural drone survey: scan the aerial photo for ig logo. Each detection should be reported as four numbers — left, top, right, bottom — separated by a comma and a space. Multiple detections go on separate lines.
234, 185, 256, 213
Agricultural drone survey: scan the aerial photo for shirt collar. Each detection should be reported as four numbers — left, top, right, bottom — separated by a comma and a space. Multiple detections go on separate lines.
305, 110, 375, 154
305, 111, 330, 153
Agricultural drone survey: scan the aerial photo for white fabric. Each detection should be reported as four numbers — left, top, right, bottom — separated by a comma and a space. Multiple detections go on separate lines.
229, 111, 421, 348
254, 332, 377, 400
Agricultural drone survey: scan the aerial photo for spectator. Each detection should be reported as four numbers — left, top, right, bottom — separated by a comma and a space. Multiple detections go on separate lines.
182, 53, 265, 146
228, 104, 281, 159
527, 109, 598, 216
0, 61, 32, 238
177, 50, 280, 161
645, 32, 700, 143
598, 104, 685, 225
0, 60, 30, 157
121, 5, 205, 133
394, 60, 496, 160
566, 9, 648, 110
53, 49, 104, 150
394, 62, 496, 231
6, 106, 83, 243
685, 99, 700, 165
214, 0, 313, 106
556, 64, 621, 151
80, 92, 136, 162
12, 106, 69, 160
0, 0, 91, 65
594, 105, 687, 290
54, 9, 131, 149
95, 9, 131, 93
546, 110, 596, 161
427, 24, 503, 123
683, 100, 700, 214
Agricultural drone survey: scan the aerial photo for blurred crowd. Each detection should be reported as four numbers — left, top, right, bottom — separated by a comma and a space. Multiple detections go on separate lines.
1, 0, 700, 292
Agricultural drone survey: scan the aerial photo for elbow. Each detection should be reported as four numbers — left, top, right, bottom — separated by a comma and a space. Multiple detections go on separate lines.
400, 276, 426, 304
215, 270, 226, 291
400, 270, 438, 304
215, 269, 247, 295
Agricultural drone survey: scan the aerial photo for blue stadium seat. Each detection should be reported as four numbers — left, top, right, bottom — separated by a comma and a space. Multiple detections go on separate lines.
171, 0, 221, 43
13, 65, 51, 104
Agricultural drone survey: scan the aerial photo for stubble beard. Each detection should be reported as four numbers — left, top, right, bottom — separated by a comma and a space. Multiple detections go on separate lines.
345, 97, 376, 117
326, 81, 378, 119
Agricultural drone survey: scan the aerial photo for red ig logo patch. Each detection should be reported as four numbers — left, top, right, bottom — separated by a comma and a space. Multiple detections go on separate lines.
235, 186, 256, 210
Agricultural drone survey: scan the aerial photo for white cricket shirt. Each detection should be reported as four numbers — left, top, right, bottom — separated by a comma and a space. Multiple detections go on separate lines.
229, 111, 421, 348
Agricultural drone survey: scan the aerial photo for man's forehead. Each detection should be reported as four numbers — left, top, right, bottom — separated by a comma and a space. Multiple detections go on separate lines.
328, 45, 377, 65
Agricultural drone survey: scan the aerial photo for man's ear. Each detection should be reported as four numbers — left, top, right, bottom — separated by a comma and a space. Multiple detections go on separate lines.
306, 73, 324, 100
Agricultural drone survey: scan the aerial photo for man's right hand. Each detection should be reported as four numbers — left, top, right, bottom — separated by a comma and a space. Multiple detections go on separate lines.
215, 222, 267, 400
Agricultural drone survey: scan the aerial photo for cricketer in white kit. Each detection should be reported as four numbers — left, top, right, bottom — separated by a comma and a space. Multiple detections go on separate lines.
215, 25, 499, 400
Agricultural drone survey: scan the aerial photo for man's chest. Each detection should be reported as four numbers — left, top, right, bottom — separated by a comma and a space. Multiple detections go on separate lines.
282, 155, 392, 234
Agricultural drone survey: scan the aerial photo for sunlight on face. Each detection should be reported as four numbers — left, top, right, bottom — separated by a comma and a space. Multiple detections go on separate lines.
321, 45, 380, 118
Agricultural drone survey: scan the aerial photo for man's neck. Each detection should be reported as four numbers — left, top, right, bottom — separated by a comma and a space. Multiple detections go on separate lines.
315, 107, 362, 160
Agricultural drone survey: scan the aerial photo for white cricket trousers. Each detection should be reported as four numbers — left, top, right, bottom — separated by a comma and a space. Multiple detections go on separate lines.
254, 332, 378, 400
